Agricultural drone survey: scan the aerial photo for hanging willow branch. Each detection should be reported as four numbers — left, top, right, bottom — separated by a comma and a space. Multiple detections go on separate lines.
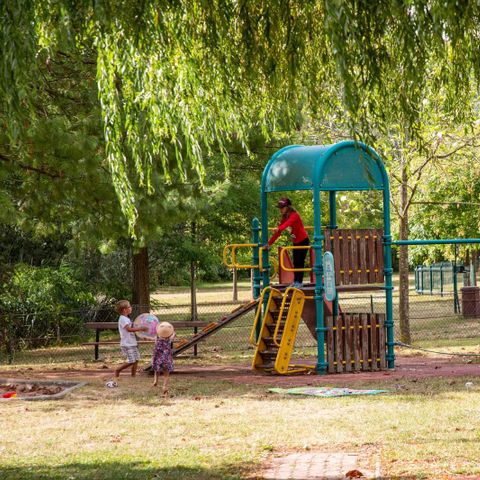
2, 1, 480, 233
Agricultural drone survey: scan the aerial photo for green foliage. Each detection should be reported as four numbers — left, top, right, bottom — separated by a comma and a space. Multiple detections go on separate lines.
0, 263, 97, 361
0, 263, 95, 313
8, 1, 480, 232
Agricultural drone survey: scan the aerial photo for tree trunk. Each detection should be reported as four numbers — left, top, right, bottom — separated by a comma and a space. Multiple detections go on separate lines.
232, 267, 238, 301
190, 222, 198, 322
132, 246, 150, 314
398, 160, 411, 344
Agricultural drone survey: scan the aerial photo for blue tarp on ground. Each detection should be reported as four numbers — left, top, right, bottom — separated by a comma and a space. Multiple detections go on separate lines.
268, 387, 389, 397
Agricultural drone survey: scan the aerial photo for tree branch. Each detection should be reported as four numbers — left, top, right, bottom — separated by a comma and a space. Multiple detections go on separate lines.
0, 153, 64, 179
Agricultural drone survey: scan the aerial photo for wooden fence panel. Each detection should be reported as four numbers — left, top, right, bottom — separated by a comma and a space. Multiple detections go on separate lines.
326, 316, 335, 374
324, 313, 387, 373
377, 314, 387, 369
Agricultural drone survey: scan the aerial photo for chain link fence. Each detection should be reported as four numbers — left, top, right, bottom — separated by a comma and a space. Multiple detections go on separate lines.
1, 288, 479, 366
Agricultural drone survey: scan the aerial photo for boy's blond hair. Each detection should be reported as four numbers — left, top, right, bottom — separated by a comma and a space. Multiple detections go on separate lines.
115, 300, 131, 314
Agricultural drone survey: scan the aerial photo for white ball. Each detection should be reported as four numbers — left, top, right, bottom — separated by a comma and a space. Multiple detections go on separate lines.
465, 382, 474, 389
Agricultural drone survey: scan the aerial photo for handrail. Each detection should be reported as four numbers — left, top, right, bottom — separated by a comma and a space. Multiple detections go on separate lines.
249, 287, 282, 345
272, 287, 304, 348
279, 245, 312, 272
223, 243, 258, 269
223, 244, 278, 277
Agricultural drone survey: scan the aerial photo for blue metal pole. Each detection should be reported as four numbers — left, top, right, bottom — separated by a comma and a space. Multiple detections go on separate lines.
329, 191, 339, 317
251, 217, 261, 300
383, 185, 395, 369
453, 248, 459, 314
393, 239, 480, 246
258, 192, 270, 338
260, 191, 270, 290
440, 264, 444, 297
313, 187, 327, 374
429, 265, 433, 295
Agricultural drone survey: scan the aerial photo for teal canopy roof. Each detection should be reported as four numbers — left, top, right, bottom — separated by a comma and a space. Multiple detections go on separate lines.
261, 141, 387, 193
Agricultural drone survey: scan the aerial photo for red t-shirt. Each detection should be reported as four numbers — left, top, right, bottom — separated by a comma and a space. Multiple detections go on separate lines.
268, 211, 309, 246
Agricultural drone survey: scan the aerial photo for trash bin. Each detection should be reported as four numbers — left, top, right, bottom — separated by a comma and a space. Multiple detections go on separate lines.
461, 286, 480, 317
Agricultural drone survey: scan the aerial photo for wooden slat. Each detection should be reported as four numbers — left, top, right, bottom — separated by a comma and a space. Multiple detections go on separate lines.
367, 232, 376, 283
350, 229, 359, 284
85, 321, 209, 330
82, 340, 155, 345
335, 315, 344, 373
324, 228, 332, 252
340, 230, 349, 285
377, 314, 387, 369
375, 229, 384, 283
326, 316, 335, 373
352, 314, 361, 371
369, 314, 378, 371
359, 231, 368, 283
361, 313, 369, 371
333, 230, 342, 284
344, 314, 352, 372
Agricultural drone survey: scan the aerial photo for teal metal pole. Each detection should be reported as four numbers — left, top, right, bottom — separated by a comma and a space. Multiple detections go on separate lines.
329, 191, 339, 317
383, 185, 395, 369
258, 192, 270, 338
251, 218, 261, 300
440, 264, 444, 297
329, 191, 337, 229
260, 192, 270, 290
393, 239, 480, 245
453, 248, 459, 314
429, 265, 433, 295
313, 187, 327, 374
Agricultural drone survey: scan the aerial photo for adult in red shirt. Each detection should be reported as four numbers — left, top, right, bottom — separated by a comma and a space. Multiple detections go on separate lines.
265, 197, 310, 287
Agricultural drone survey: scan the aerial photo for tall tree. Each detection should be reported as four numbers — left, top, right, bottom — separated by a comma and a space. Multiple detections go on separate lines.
4, 1, 480, 233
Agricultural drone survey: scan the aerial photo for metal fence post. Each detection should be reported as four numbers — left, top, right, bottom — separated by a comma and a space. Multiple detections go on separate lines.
440, 264, 444, 297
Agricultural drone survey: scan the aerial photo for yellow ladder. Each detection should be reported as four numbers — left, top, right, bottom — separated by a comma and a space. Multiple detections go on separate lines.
250, 287, 314, 374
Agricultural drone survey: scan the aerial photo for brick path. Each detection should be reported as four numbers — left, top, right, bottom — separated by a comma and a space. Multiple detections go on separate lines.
262, 452, 378, 479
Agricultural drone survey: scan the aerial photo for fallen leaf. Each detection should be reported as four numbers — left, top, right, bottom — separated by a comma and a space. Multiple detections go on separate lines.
345, 469, 364, 478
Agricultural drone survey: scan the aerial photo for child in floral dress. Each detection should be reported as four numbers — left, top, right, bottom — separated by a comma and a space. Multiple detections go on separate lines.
152, 322, 175, 397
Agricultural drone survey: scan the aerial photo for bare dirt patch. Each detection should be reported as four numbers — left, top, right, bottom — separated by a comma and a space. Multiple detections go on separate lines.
0, 378, 86, 400
1, 354, 478, 387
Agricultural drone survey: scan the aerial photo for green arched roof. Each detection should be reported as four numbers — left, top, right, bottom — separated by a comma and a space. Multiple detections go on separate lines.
261, 141, 387, 193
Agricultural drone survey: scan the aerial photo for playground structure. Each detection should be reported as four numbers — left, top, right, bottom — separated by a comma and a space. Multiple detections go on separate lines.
225, 141, 394, 374
224, 141, 480, 375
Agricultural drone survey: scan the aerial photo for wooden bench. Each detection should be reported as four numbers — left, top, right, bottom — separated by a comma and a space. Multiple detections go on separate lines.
84, 321, 209, 360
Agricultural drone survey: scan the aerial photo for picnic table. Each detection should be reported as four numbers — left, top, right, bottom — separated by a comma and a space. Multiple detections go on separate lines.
84, 321, 209, 360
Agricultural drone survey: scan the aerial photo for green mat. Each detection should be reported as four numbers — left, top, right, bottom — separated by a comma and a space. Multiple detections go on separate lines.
268, 387, 389, 397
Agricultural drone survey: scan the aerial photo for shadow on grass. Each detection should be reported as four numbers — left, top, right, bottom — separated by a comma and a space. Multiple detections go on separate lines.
1, 460, 249, 480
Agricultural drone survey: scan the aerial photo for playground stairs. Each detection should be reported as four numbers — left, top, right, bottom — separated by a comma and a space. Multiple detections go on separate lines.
172, 298, 259, 357
251, 287, 314, 375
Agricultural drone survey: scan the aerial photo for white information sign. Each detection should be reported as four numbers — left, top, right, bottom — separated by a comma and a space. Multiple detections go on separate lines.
323, 251, 336, 302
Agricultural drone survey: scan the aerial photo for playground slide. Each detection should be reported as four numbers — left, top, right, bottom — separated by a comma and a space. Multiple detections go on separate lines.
172, 299, 260, 357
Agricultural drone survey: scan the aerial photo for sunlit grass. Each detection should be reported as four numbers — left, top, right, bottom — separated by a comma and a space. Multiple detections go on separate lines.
1, 374, 480, 479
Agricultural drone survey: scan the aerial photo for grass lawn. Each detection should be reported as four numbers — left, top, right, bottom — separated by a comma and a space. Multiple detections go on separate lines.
1, 367, 480, 480
2, 280, 480, 478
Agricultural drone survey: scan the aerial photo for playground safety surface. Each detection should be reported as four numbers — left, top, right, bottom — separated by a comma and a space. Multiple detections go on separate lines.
1, 355, 478, 385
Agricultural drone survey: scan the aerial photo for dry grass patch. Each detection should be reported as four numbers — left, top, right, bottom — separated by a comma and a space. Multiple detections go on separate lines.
1, 374, 480, 479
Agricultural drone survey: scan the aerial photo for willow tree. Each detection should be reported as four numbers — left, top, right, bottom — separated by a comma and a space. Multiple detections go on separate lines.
4, 1, 480, 230
3, 1, 480, 320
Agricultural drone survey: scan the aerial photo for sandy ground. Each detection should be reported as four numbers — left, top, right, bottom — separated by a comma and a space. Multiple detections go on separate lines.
1, 354, 478, 387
